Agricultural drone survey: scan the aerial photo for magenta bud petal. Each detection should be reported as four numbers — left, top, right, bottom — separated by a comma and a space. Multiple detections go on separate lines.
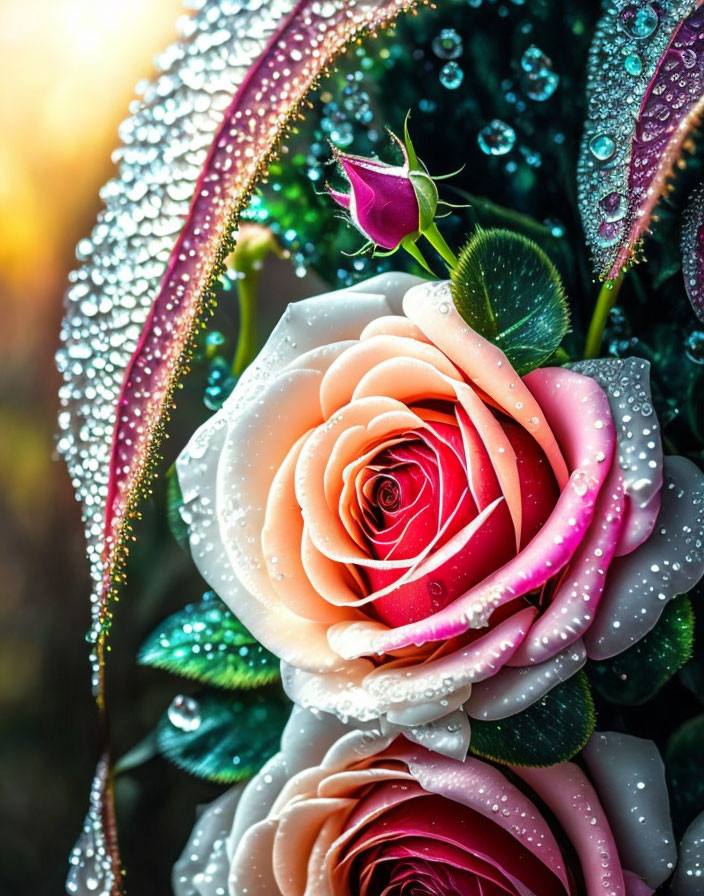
333, 151, 421, 250
327, 186, 351, 210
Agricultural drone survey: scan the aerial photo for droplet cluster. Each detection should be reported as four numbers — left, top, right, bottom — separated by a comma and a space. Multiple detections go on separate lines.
577, 0, 702, 279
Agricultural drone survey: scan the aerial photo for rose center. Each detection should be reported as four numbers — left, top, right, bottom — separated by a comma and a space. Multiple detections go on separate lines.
374, 476, 401, 512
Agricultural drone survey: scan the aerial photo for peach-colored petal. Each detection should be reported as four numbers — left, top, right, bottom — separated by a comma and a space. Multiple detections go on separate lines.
359, 314, 431, 342
320, 334, 462, 418
274, 798, 353, 896
296, 397, 422, 564
402, 280, 569, 489
176, 407, 340, 673
263, 433, 351, 625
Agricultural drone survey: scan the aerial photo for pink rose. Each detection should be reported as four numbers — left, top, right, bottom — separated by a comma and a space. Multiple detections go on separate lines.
177, 274, 704, 750
328, 143, 438, 251
173, 709, 677, 896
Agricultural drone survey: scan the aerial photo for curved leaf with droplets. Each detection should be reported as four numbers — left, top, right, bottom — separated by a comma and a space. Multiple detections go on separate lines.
682, 182, 704, 320
578, 0, 704, 280
59, 2, 421, 890
57, 0, 420, 690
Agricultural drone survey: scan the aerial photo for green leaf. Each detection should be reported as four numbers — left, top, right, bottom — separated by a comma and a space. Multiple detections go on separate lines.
469, 672, 595, 767
450, 228, 569, 376
139, 594, 281, 690
666, 713, 704, 836
166, 467, 189, 550
589, 596, 694, 706
157, 689, 289, 784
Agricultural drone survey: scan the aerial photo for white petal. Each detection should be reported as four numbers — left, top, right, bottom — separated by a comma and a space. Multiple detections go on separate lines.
584, 732, 677, 889
465, 641, 586, 720
172, 787, 242, 896
673, 810, 704, 895
586, 455, 704, 659
570, 358, 663, 555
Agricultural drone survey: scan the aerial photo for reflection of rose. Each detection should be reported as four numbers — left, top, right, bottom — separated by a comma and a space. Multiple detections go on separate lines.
178, 273, 704, 746
173, 709, 677, 896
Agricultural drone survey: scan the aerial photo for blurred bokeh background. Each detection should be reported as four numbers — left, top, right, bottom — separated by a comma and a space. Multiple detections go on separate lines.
0, 2, 194, 892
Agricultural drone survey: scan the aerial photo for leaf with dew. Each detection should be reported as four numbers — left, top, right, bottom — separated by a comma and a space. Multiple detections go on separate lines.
578, 0, 704, 281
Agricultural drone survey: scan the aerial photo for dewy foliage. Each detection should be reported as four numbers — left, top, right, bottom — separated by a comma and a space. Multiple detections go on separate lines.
589, 595, 695, 705
450, 228, 569, 375
139, 595, 281, 691
469, 672, 596, 767
578, 0, 704, 281
156, 690, 290, 785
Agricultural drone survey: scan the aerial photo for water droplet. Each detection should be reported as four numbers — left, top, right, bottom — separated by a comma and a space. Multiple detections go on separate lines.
520, 45, 559, 101
432, 28, 462, 60
599, 191, 628, 222
478, 119, 516, 156
589, 133, 616, 162
621, 4, 659, 40
168, 694, 201, 732
439, 61, 464, 90
624, 52, 644, 76
685, 331, 704, 364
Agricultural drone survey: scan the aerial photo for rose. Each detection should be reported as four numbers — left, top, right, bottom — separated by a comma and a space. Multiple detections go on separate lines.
328, 140, 438, 251
172, 708, 677, 896
177, 273, 704, 750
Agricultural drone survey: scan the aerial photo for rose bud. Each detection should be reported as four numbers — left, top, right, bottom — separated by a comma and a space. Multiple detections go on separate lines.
328, 121, 457, 271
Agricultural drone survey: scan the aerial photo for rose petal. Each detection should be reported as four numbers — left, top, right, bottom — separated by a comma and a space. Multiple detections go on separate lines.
510, 462, 625, 666
173, 787, 242, 896
585, 456, 704, 660
319, 334, 463, 418
329, 368, 615, 658
381, 709, 472, 760
176, 409, 339, 671
402, 280, 569, 488
672, 810, 704, 896
515, 762, 626, 896
466, 641, 587, 720
570, 358, 663, 556
583, 732, 677, 889
399, 745, 570, 892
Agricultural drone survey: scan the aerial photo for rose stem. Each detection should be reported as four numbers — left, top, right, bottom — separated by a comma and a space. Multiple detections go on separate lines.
583, 269, 625, 360
423, 221, 459, 270
232, 269, 258, 377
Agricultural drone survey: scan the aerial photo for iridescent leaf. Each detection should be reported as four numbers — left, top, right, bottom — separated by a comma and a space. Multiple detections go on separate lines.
56, 0, 422, 684
157, 690, 289, 784
682, 183, 704, 321
578, 0, 704, 280
469, 672, 595, 767
139, 594, 280, 690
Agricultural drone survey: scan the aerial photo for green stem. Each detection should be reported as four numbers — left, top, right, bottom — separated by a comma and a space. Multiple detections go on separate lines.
232, 270, 259, 377
423, 222, 459, 270
584, 271, 625, 360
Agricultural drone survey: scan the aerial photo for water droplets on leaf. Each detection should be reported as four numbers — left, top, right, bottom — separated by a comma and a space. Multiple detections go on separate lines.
168, 695, 202, 732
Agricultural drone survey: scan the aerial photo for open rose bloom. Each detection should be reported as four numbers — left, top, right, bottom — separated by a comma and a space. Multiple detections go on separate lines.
173, 707, 678, 896
177, 273, 704, 753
